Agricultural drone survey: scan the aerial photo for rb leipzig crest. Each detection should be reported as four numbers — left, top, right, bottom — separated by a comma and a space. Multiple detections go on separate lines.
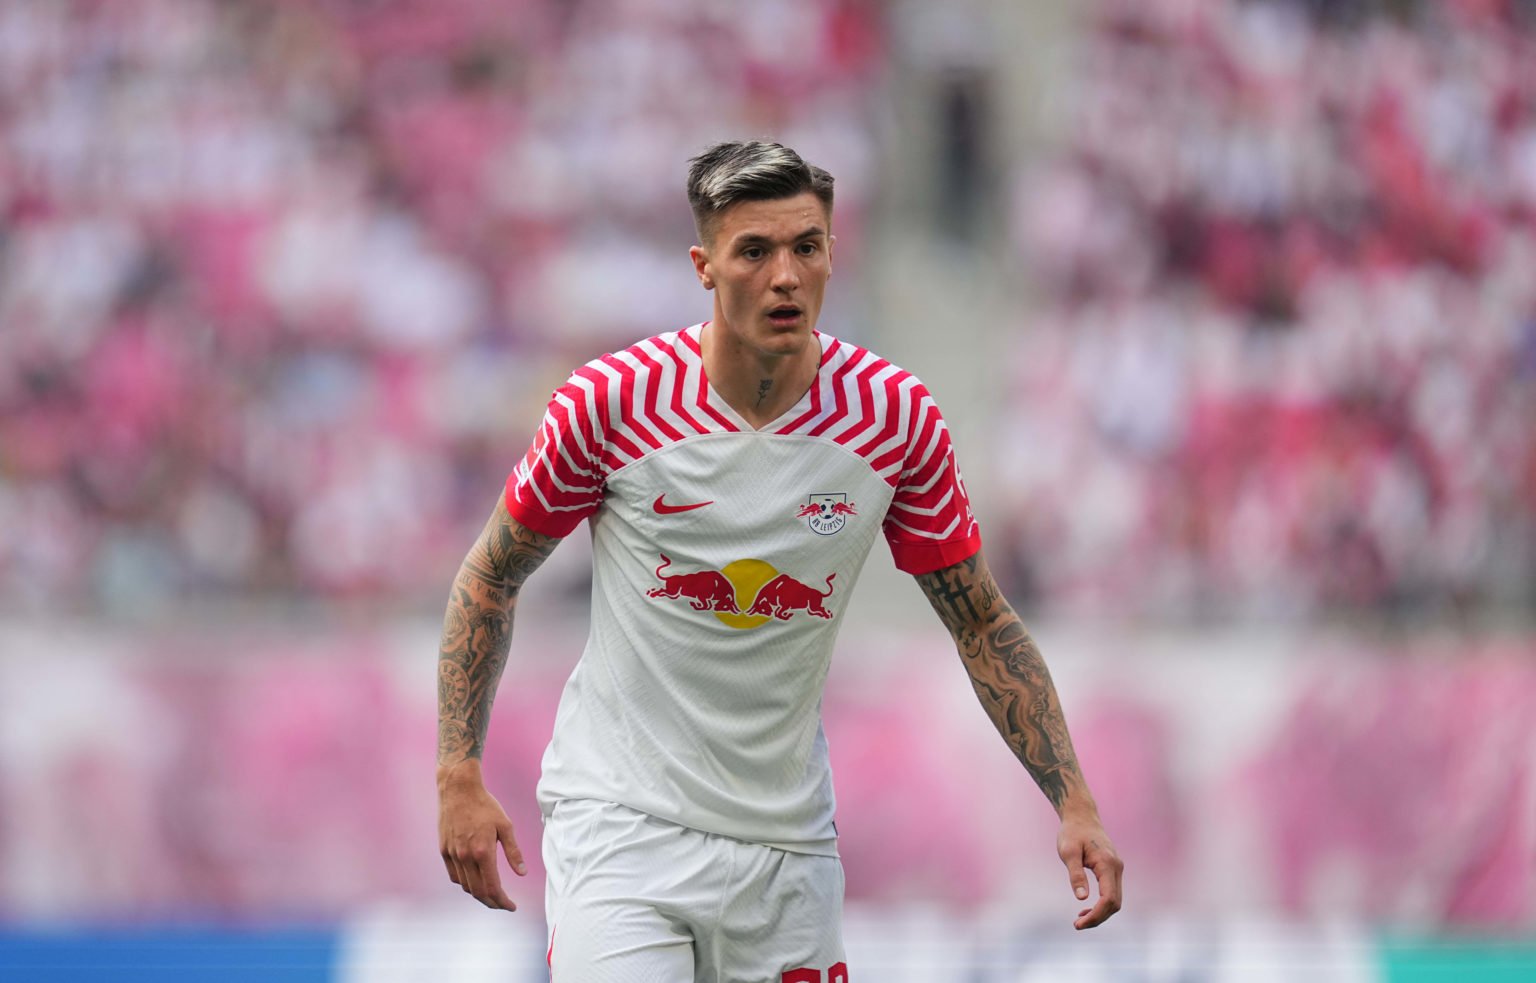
796, 493, 857, 536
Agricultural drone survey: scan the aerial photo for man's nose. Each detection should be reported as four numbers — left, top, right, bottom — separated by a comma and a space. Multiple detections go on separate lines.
770, 250, 800, 290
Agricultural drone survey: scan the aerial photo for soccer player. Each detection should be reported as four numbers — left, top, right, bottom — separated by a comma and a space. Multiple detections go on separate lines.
436, 141, 1123, 980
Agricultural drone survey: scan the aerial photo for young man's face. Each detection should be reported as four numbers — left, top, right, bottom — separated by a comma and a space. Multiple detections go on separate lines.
690, 191, 833, 358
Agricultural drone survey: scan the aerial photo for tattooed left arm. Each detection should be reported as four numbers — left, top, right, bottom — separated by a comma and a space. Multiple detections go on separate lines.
915, 549, 1124, 929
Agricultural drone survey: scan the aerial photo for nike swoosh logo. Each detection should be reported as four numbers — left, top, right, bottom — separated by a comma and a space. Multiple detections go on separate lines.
653, 494, 714, 515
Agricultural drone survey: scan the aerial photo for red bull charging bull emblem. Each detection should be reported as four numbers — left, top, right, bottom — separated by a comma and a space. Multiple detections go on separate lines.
796, 493, 857, 536
647, 554, 836, 629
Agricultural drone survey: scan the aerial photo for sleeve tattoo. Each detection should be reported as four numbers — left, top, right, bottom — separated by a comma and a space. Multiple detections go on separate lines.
436, 501, 560, 767
915, 555, 1085, 810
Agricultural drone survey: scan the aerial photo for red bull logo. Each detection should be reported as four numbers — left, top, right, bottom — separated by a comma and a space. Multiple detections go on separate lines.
646, 554, 837, 629
646, 554, 741, 613
798, 493, 856, 536
746, 571, 836, 620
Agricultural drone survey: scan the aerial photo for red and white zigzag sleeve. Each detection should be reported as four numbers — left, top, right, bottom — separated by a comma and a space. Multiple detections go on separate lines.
504, 372, 606, 538
882, 382, 982, 575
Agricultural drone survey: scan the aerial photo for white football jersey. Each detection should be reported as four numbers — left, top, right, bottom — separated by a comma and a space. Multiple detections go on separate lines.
506, 324, 981, 855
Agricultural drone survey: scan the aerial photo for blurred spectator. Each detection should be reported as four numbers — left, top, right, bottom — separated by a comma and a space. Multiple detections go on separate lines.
0, 0, 887, 612
1002, 0, 1536, 622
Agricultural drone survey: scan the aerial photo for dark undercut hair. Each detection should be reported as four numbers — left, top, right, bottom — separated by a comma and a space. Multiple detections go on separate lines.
686, 141, 834, 245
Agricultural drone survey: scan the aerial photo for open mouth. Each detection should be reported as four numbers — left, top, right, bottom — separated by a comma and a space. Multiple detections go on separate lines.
767, 305, 802, 325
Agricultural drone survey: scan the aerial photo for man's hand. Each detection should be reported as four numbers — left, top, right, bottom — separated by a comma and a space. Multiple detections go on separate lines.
1058, 814, 1123, 929
438, 762, 527, 910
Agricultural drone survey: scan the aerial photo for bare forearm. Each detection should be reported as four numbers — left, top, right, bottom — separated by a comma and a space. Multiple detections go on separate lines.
961, 605, 1090, 814
917, 551, 1122, 926
436, 503, 559, 771
916, 555, 1093, 816
437, 570, 515, 768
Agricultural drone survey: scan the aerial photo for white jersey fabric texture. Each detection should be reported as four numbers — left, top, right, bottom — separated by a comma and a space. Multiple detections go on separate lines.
506, 324, 982, 856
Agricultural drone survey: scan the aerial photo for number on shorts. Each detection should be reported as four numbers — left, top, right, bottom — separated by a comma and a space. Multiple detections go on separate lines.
782, 963, 848, 983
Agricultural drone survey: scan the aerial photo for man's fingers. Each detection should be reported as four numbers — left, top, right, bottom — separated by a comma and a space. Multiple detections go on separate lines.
1074, 894, 1117, 930
1073, 852, 1124, 930
447, 839, 509, 909
456, 859, 481, 901
440, 842, 472, 896
439, 786, 519, 910
471, 843, 517, 910
452, 834, 516, 910
498, 822, 528, 877
1063, 848, 1090, 902
456, 846, 489, 903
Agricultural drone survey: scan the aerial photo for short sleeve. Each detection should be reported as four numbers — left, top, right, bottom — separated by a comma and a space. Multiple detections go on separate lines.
882, 384, 982, 575
504, 376, 605, 538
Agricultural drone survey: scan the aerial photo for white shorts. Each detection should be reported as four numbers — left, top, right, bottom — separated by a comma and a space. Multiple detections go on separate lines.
542, 798, 848, 983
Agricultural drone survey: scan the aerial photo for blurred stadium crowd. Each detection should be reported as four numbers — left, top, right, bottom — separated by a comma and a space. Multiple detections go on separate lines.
1, 0, 1534, 626
1001, 0, 1536, 621
0, 0, 883, 611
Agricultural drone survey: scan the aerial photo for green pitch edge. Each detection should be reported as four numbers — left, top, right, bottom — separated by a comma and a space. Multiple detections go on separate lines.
1381, 938, 1536, 983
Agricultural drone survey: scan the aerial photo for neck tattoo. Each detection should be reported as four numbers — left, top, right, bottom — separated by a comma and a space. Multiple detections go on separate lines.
756, 378, 772, 407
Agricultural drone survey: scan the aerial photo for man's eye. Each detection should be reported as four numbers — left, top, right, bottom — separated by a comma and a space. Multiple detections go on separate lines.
797, 242, 819, 255
743, 247, 764, 260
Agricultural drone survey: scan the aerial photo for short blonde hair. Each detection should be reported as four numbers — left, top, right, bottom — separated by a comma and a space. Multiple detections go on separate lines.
686, 141, 834, 244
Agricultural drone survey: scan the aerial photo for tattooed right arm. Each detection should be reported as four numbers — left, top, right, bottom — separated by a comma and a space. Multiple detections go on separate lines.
437, 496, 561, 911
436, 497, 561, 771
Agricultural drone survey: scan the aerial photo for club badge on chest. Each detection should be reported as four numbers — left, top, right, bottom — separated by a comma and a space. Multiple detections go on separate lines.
796, 493, 857, 536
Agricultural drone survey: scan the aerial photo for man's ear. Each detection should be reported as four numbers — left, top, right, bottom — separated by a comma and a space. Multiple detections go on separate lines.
689, 244, 714, 290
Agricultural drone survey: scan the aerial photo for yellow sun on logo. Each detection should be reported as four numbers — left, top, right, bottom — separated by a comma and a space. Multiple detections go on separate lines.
715, 558, 778, 630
